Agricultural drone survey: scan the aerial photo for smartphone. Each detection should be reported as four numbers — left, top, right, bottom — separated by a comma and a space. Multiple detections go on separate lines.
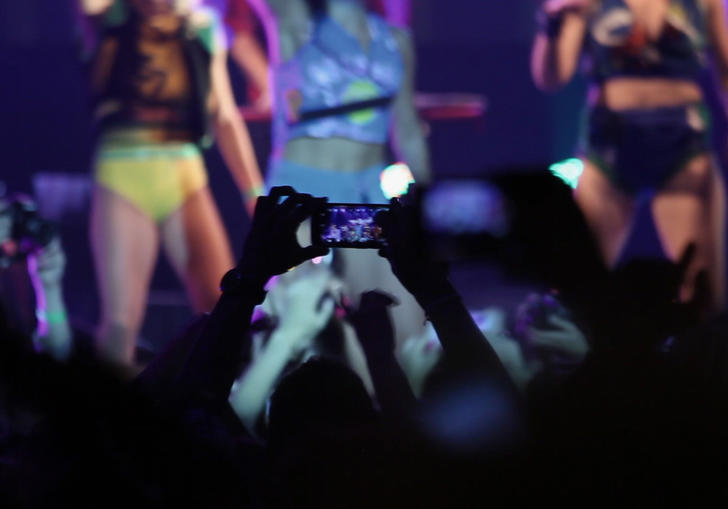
311, 203, 390, 248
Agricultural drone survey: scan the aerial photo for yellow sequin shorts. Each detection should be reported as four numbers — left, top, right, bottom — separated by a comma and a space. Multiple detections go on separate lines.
94, 129, 208, 222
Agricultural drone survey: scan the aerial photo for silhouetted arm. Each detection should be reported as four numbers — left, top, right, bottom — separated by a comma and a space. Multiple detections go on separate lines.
378, 199, 516, 393
350, 291, 417, 417
173, 188, 328, 406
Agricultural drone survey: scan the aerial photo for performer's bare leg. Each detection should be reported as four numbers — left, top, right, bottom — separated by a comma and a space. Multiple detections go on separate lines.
574, 160, 637, 267
652, 155, 726, 310
91, 186, 159, 366
161, 187, 236, 314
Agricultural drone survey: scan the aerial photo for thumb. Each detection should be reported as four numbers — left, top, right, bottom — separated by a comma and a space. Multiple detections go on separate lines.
547, 314, 576, 331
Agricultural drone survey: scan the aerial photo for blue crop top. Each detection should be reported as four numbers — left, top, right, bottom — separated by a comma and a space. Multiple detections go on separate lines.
271, 14, 404, 151
587, 0, 709, 83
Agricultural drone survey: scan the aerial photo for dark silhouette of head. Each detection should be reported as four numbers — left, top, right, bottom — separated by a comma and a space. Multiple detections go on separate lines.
267, 356, 376, 448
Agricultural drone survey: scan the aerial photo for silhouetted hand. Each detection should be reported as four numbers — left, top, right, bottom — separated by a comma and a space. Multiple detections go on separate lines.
528, 314, 589, 375
376, 196, 450, 307
238, 186, 329, 285
398, 324, 442, 396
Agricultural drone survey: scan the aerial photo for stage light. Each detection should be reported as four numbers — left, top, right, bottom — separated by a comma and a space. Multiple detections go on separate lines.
380, 162, 415, 199
549, 158, 584, 189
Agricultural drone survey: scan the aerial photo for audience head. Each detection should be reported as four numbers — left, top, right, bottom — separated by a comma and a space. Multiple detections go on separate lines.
267, 356, 376, 447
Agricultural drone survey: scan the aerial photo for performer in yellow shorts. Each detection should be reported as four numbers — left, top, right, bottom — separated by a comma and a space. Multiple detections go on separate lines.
82, 0, 263, 367
95, 134, 209, 223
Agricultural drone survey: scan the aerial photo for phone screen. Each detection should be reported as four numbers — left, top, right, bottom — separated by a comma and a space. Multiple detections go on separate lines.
312, 203, 390, 248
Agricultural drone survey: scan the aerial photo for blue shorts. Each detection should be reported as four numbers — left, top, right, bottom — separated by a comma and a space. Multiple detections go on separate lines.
266, 159, 388, 203
586, 103, 712, 194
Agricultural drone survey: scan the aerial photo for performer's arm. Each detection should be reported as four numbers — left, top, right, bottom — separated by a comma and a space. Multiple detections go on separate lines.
210, 49, 265, 215
226, 0, 271, 108
706, 0, 728, 103
531, 0, 591, 91
390, 28, 431, 184
231, 32, 271, 108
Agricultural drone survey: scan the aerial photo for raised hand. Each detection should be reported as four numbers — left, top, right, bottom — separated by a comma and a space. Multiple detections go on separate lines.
376, 195, 449, 308
398, 324, 442, 396
528, 314, 589, 375
275, 269, 338, 357
237, 186, 329, 286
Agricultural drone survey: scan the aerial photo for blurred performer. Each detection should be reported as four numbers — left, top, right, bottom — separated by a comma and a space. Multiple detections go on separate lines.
249, 0, 431, 344
532, 0, 727, 310
205, 0, 271, 108
80, 0, 263, 366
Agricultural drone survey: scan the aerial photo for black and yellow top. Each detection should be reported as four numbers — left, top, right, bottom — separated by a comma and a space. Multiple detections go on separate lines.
90, 1, 224, 146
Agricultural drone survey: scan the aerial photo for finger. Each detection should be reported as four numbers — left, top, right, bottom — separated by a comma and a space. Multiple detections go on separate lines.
250, 194, 267, 218
270, 194, 308, 235
248, 195, 277, 238
377, 212, 399, 249
528, 328, 566, 347
268, 186, 297, 203
547, 314, 577, 331
280, 195, 321, 236
276, 192, 307, 218
290, 194, 321, 225
530, 328, 571, 342
374, 209, 390, 229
